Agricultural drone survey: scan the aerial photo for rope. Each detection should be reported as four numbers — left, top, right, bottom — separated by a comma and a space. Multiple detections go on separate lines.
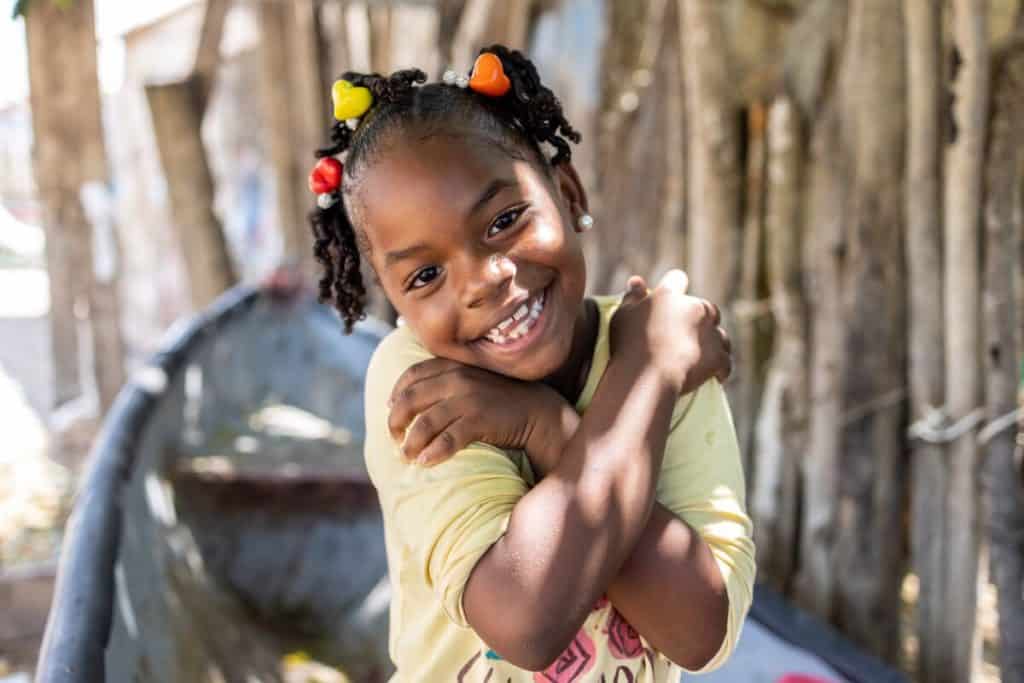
978, 407, 1024, 445
907, 405, 1024, 445
907, 405, 986, 444
842, 388, 906, 425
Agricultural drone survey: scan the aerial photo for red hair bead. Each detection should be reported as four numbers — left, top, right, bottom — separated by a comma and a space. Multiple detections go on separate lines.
309, 157, 343, 195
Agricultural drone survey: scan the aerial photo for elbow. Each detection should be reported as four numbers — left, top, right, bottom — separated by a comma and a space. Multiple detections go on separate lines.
483, 618, 581, 672
665, 592, 729, 671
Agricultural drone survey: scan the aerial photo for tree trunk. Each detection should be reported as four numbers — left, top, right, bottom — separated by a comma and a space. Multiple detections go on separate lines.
25, 0, 126, 414
943, 0, 989, 679
146, 79, 237, 309
903, 1, 948, 680
831, 0, 907, 662
752, 95, 807, 594
982, 46, 1024, 683
795, 0, 848, 621
680, 0, 741, 306
292, 0, 331, 278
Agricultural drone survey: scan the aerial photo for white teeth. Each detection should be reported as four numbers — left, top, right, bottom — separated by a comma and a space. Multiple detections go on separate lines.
484, 290, 546, 346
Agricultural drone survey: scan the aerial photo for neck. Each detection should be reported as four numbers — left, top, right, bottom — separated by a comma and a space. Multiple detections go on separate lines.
542, 297, 599, 405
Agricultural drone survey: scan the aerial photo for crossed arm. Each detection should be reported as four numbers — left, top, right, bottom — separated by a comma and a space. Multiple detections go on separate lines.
380, 285, 750, 671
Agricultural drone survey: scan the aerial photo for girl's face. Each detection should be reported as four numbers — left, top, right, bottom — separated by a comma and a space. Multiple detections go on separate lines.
352, 133, 589, 382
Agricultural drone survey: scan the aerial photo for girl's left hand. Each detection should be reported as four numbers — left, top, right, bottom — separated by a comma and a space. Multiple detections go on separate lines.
387, 358, 575, 470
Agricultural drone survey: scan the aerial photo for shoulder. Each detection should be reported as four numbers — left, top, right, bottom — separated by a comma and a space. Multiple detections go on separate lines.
591, 293, 623, 319
365, 325, 434, 409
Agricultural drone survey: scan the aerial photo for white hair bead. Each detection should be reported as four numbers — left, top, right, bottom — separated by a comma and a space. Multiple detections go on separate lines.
317, 193, 339, 210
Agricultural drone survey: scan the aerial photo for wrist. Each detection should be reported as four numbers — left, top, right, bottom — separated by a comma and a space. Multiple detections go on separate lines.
612, 347, 685, 398
526, 390, 579, 477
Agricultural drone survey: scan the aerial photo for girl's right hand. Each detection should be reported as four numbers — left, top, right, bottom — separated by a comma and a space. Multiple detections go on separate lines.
610, 269, 731, 396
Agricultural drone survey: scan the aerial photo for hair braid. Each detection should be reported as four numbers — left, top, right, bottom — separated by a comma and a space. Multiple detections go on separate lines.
480, 44, 582, 165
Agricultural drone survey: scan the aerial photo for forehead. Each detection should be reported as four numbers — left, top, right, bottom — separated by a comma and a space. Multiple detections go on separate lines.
352, 134, 546, 254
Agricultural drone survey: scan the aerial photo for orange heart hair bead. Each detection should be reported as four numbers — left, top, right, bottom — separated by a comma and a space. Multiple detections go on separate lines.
309, 157, 343, 195
469, 53, 511, 97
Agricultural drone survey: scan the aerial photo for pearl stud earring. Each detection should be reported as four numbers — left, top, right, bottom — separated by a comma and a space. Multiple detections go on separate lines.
577, 214, 594, 232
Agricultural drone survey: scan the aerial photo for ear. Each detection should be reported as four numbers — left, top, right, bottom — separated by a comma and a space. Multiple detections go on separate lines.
551, 161, 589, 217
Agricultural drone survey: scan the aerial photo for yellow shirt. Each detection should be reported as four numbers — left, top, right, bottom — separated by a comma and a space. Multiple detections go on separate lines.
364, 296, 756, 682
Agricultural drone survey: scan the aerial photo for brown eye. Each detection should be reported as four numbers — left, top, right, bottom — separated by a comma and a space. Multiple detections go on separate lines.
410, 265, 442, 290
487, 206, 527, 238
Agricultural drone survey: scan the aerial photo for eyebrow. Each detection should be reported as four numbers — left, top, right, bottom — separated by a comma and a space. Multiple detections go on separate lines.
382, 178, 517, 269
384, 243, 429, 267
466, 178, 517, 220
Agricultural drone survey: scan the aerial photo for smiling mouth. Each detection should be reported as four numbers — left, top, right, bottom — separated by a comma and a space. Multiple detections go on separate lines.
482, 288, 547, 346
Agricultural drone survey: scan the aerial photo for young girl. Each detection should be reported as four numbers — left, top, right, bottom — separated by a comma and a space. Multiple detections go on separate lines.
308, 45, 755, 681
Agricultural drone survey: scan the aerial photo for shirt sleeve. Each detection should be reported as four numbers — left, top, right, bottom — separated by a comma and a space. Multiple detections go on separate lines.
655, 379, 756, 673
363, 331, 529, 627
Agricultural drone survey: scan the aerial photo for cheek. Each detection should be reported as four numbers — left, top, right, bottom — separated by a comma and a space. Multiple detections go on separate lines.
393, 292, 466, 353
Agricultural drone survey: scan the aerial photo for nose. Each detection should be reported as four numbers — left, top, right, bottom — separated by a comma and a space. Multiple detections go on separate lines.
463, 253, 516, 309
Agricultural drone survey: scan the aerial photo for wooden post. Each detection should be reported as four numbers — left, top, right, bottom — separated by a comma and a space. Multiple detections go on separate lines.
734, 103, 767, 484
832, 0, 908, 662
752, 95, 807, 593
146, 0, 237, 311
146, 80, 237, 309
292, 0, 331, 278
943, 1, 989, 679
762, 0, 853, 621
259, 0, 307, 264
982, 43, 1024, 683
680, 0, 741, 306
24, 0, 126, 413
796, 0, 849, 622
903, 1, 947, 679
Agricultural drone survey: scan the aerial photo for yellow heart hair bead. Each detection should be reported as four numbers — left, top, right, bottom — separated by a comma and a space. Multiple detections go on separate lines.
332, 79, 373, 121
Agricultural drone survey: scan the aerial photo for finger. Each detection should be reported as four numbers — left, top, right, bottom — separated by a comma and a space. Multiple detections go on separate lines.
718, 325, 731, 355
716, 351, 734, 383
400, 399, 462, 460
621, 275, 648, 305
710, 302, 722, 327
417, 419, 474, 466
658, 268, 689, 293
388, 379, 447, 441
389, 358, 463, 408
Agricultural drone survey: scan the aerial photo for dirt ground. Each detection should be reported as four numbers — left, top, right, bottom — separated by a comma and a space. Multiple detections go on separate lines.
0, 269, 88, 678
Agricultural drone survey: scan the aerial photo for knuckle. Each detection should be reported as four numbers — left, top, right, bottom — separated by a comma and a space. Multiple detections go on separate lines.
414, 413, 433, 434
439, 430, 457, 451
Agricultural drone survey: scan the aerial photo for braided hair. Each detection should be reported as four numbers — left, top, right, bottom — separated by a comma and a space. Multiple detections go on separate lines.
310, 45, 581, 332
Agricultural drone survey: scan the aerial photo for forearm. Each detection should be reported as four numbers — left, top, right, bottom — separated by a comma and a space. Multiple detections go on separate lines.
606, 502, 728, 670
463, 356, 677, 669
530, 410, 728, 669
